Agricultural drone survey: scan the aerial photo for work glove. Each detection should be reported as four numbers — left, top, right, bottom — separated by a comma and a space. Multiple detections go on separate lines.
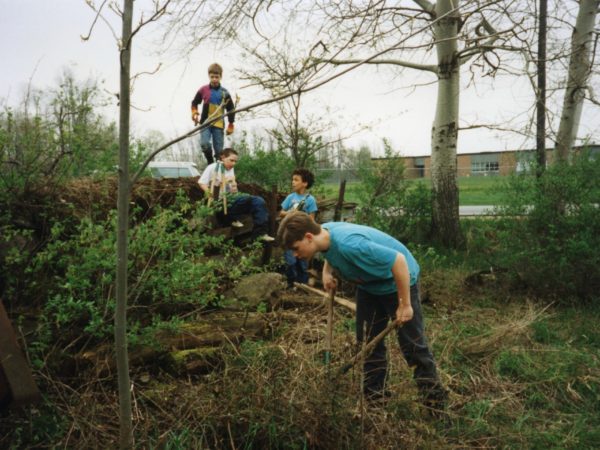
226, 123, 234, 135
192, 111, 199, 124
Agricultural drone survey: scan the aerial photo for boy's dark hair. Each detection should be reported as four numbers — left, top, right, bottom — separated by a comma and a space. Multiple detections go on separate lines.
293, 168, 315, 189
208, 63, 223, 75
277, 211, 321, 249
221, 148, 238, 158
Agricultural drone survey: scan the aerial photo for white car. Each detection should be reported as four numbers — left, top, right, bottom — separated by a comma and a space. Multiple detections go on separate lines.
148, 161, 201, 179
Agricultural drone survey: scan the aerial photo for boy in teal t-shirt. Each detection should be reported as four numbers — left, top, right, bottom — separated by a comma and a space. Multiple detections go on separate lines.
277, 211, 447, 413
279, 169, 318, 288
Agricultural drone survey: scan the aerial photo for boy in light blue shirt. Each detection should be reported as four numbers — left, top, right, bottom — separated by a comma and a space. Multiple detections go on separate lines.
280, 169, 318, 288
277, 211, 447, 413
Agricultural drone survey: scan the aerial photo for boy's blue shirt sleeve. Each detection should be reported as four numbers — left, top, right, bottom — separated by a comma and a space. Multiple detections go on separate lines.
305, 195, 318, 214
339, 235, 398, 280
281, 194, 293, 211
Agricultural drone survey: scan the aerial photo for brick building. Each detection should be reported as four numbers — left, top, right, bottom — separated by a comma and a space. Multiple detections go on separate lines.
381, 145, 600, 179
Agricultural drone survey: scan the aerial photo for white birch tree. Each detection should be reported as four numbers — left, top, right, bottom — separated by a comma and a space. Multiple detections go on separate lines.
555, 0, 600, 161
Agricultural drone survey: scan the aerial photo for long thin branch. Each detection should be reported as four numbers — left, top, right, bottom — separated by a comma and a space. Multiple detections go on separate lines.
321, 57, 438, 73
81, 0, 119, 42
129, 0, 172, 43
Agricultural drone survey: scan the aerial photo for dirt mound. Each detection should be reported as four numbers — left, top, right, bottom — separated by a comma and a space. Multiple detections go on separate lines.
4, 176, 285, 235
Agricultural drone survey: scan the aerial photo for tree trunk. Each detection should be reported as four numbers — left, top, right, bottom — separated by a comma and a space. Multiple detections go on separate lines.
555, 0, 599, 161
536, 0, 547, 176
430, 0, 463, 248
116, 0, 133, 448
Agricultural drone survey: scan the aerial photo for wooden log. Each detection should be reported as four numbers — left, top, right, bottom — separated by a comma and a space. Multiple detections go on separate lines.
78, 311, 270, 374
0, 301, 40, 409
294, 283, 356, 312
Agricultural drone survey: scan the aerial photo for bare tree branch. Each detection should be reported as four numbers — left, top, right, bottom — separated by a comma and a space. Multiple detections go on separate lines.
81, 0, 119, 42
318, 58, 438, 73
413, 0, 436, 17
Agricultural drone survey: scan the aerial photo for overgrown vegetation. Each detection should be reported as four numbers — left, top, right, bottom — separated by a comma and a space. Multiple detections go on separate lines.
354, 140, 432, 245
2, 76, 600, 448
469, 152, 600, 302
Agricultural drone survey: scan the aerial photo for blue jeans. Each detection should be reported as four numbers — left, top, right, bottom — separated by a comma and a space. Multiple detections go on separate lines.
284, 249, 309, 286
200, 126, 225, 164
228, 195, 269, 238
356, 283, 442, 397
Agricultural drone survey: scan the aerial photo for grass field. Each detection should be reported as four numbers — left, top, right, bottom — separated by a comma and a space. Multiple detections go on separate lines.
318, 176, 509, 205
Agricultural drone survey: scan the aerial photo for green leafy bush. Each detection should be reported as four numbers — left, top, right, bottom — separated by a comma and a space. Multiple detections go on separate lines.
493, 153, 600, 302
233, 130, 324, 192
17, 198, 261, 359
235, 148, 296, 191
355, 140, 432, 244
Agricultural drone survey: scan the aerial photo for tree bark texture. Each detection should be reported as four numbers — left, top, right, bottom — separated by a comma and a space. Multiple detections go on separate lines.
536, 0, 547, 176
555, 0, 599, 161
116, 0, 133, 448
430, 0, 463, 248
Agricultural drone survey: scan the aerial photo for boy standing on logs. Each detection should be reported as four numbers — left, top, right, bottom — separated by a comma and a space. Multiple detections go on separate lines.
277, 211, 447, 411
191, 63, 236, 164
279, 169, 318, 289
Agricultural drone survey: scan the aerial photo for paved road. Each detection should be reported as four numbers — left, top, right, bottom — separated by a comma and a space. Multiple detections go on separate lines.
459, 205, 496, 216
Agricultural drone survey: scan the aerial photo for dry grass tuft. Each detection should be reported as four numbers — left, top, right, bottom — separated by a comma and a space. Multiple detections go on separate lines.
459, 302, 550, 358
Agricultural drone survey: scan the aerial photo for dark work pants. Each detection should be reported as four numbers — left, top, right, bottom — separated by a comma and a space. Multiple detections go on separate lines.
356, 283, 441, 397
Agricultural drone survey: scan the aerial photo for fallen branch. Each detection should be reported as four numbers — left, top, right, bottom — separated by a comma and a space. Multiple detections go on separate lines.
339, 321, 399, 374
293, 283, 356, 312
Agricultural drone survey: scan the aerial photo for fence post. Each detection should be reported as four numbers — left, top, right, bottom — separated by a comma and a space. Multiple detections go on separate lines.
334, 178, 346, 222
261, 184, 278, 265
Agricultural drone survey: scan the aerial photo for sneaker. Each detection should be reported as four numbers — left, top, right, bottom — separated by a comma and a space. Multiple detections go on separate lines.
231, 220, 244, 228
257, 234, 275, 242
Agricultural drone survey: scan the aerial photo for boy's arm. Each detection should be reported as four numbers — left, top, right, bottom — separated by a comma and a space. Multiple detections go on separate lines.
198, 164, 213, 193
279, 195, 292, 217
191, 90, 203, 124
322, 260, 337, 293
391, 253, 414, 324
225, 91, 236, 124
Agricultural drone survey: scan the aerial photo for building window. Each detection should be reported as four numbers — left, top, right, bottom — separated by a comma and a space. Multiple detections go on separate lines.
471, 154, 500, 175
414, 158, 425, 178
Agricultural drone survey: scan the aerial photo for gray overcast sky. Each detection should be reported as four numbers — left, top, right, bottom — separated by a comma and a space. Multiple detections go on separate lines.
2, 0, 599, 158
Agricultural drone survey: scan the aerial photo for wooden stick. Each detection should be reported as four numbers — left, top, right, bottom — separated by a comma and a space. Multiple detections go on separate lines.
339, 321, 399, 374
324, 289, 334, 366
293, 283, 356, 312
334, 178, 347, 221
208, 163, 217, 207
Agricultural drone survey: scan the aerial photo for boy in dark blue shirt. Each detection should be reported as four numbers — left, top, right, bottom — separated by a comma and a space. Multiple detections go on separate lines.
277, 211, 447, 412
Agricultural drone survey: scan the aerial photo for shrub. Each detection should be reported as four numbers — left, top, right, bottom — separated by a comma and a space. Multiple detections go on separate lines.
355, 140, 432, 244
235, 148, 296, 191
493, 152, 600, 302
15, 197, 262, 362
